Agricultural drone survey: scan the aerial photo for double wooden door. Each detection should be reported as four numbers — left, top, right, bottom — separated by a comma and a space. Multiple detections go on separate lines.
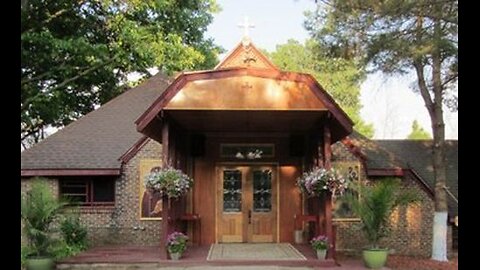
216, 165, 277, 243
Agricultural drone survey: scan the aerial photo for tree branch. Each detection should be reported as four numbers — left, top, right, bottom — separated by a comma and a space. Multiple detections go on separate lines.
441, 73, 458, 87
413, 61, 435, 117
21, 70, 55, 85
22, 0, 87, 33
21, 55, 119, 113
48, 56, 117, 92
21, 126, 42, 142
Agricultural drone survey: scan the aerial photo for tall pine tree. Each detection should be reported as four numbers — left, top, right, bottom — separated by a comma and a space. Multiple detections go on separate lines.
305, 0, 457, 261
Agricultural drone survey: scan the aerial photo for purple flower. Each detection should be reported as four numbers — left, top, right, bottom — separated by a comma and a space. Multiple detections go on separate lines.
166, 231, 189, 254
297, 167, 349, 197
310, 235, 328, 250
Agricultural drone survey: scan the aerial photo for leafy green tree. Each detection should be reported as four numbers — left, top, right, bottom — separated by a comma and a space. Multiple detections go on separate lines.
267, 39, 374, 138
407, 120, 431, 139
305, 0, 457, 261
21, 0, 222, 149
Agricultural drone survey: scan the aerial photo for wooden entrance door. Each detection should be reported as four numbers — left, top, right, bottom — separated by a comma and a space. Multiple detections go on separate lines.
216, 165, 277, 243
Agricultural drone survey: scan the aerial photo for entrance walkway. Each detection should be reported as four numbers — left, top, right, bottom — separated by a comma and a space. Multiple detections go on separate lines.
207, 243, 306, 261
57, 265, 389, 270
56, 244, 391, 269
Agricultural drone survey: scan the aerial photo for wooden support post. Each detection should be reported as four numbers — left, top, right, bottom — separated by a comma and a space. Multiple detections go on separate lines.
160, 196, 169, 259
323, 124, 331, 170
317, 143, 324, 168
323, 123, 335, 260
160, 120, 170, 260
316, 138, 325, 237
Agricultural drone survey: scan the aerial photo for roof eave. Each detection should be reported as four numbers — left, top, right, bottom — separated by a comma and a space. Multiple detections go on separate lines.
367, 168, 405, 176
21, 169, 121, 177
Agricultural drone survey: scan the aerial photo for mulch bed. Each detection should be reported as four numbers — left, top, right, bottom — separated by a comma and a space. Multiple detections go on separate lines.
336, 252, 458, 270
386, 255, 458, 270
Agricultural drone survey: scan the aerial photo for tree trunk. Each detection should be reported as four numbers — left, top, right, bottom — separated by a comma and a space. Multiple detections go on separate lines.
430, 58, 449, 262
430, 2, 449, 261
414, 4, 450, 261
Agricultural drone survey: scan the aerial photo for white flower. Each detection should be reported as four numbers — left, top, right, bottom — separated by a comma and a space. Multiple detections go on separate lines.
145, 166, 193, 198
297, 167, 349, 197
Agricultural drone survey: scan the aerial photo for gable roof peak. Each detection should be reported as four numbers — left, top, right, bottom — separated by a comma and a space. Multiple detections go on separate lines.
214, 39, 278, 70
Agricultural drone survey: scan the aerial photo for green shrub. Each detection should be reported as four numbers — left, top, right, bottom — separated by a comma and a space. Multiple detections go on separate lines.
49, 239, 85, 260
60, 215, 88, 249
21, 245, 31, 267
21, 179, 67, 257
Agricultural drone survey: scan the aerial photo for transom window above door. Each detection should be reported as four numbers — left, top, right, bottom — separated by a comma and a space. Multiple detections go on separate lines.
220, 144, 274, 160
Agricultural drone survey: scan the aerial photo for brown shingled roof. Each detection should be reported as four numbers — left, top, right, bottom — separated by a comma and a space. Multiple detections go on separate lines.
344, 131, 406, 170
339, 132, 458, 217
375, 140, 458, 217
21, 72, 171, 172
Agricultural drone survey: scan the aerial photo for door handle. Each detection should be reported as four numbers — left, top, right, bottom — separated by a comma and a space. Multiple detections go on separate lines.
248, 209, 252, 224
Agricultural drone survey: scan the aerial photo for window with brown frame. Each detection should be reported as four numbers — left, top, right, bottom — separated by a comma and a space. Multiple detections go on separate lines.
60, 177, 115, 206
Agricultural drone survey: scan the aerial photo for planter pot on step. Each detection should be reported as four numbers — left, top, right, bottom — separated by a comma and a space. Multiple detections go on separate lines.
26, 257, 54, 270
294, 230, 304, 244
362, 248, 388, 269
316, 249, 327, 260
169, 252, 182, 260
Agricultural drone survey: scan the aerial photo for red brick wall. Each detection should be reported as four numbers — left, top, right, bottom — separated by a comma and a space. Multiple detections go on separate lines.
21, 139, 163, 247
331, 142, 435, 258
105, 139, 163, 246
21, 139, 446, 258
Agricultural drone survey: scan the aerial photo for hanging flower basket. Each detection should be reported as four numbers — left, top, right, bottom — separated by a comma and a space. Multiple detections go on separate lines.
297, 167, 348, 197
144, 166, 193, 199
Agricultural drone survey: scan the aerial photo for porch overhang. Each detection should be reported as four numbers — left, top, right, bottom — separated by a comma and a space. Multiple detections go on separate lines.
135, 67, 354, 142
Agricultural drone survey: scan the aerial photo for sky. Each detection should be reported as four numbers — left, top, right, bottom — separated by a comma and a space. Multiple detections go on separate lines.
206, 0, 458, 140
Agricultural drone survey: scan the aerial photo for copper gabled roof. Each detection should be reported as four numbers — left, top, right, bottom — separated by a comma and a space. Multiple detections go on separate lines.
135, 41, 355, 142
135, 67, 355, 141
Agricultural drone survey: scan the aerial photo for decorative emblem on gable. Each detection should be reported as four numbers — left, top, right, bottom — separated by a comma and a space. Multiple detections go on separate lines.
242, 45, 258, 66
216, 43, 275, 70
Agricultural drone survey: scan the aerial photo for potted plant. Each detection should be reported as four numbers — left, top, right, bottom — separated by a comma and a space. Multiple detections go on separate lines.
296, 167, 348, 255
21, 179, 67, 270
297, 167, 348, 198
345, 178, 418, 269
144, 166, 193, 199
166, 231, 188, 260
310, 235, 329, 260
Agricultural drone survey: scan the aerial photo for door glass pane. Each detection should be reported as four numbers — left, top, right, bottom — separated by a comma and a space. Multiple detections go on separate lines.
223, 170, 242, 212
253, 169, 272, 212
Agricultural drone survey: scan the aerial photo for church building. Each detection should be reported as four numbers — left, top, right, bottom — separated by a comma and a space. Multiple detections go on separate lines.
21, 35, 458, 259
